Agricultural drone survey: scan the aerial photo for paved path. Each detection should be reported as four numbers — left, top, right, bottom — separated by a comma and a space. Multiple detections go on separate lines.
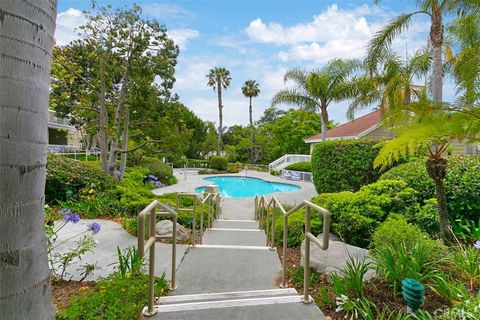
52, 219, 189, 281
150, 196, 325, 320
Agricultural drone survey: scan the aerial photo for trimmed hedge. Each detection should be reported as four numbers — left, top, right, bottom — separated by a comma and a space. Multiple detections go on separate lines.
312, 180, 420, 248
46, 155, 116, 203
380, 156, 480, 222
209, 156, 228, 171
284, 161, 312, 172
311, 139, 381, 193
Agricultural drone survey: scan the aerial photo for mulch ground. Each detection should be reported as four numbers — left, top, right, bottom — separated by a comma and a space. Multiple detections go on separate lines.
51, 280, 96, 312
277, 247, 450, 319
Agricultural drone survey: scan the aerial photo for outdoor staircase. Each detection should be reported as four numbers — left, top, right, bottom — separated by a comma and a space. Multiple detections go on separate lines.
147, 198, 325, 320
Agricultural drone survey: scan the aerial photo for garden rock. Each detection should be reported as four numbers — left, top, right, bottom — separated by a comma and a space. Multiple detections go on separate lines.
301, 234, 376, 281
155, 220, 190, 241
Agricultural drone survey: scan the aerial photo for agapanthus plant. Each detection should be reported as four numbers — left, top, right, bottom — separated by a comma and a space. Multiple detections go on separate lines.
45, 206, 101, 281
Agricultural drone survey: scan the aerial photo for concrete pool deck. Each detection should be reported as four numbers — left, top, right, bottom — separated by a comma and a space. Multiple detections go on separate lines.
152, 169, 318, 205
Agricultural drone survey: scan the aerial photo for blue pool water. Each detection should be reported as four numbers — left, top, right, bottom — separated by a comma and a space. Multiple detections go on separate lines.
195, 176, 301, 198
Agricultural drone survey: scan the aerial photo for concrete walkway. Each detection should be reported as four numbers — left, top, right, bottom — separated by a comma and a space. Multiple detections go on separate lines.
52, 219, 189, 281
150, 195, 325, 320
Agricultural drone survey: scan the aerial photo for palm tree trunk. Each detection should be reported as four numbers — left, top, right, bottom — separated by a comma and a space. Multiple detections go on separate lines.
249, 97, 256, 163
217, 82, 223, 156
426, 157, 453, 243
0, 1, 57, 318
430, 4, 443, 103
98, 57, 109, 173
320, 105, 329, 141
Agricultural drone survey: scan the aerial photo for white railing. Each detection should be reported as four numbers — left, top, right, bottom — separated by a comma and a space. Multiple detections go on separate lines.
281, 169, 312, 182
47, 146, 100, 161
268, 154, 311, 170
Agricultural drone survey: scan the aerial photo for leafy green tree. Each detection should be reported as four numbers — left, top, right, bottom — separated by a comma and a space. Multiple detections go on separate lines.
257, 106, 286, 125
206, 67, 231, 155
241, 79, 261, 163
272, 59, 359, 141
202, 122, 219, 158
259, 109, 321, 162
50, 4, 178, 176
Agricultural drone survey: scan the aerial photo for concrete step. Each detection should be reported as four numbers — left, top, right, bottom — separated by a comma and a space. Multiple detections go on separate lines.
149, 299, 325, 320
172, 246, 282, 295
157, 288, 298, 305
213, 219, 259, 229
203, 228, 267, 246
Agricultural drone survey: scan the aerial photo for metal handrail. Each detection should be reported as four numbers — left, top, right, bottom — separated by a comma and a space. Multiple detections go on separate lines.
254, 195, 330, 303
138, 193, 221, 317
175, 192, 221, 245
138, 200, 178, 317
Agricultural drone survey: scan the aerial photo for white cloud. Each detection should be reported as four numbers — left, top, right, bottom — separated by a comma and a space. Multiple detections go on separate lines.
245, 5, 374, 45
55, 8, 86, 46
168, 28, 200, 50
142, 3, 193, 21
245, 4, 430, 64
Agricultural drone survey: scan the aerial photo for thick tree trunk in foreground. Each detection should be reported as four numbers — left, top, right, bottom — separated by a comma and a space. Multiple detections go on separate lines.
426, 157, 453, 243
0, 1, 57, 319
217, 82, 223, 156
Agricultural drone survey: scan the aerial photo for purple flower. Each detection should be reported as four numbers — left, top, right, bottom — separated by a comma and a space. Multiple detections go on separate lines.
474, 241, 480, 250
63, 209, 80, 223
114, 170, 122, 179
87, 222, 101, 235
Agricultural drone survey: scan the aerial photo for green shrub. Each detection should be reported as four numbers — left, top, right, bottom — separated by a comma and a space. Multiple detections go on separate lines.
289, 266, 320, 288
56, 273, 169, 319
284, 161, 312, 172
58, 196, 122, 219
209, 156, 228, 170
141, 157, 175, 185
414, 198, 440, 236
380, 155, 480, 222
46, 155, 116, 203
273, 209, 323, 247
311, 139, 381, 193
371, 216, 429, 250
312, 180, 419, 247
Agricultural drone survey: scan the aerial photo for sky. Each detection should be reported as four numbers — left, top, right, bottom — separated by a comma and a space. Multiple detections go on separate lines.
55, 0, 457, 127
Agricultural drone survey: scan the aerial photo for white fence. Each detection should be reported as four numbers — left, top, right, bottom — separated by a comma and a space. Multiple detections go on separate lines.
269, 154, 311, 170
281, 169, 312, 182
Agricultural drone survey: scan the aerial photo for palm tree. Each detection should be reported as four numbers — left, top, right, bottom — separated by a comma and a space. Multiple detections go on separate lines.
0, 1, 57, 318
241, 80, 261, 163
206, 67, 231, 155
368, 0, 478, 104
446, 14, 480, 105
368, 1, 479, 243
272, 59, 359, 141
348, 49, 431, 120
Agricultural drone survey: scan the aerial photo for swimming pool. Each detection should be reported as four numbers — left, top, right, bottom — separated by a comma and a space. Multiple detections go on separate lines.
195, 176, 301, 198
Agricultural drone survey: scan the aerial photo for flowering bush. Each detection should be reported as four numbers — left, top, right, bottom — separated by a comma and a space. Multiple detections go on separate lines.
45, 206, 101, 281
143, 174, 164, 188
